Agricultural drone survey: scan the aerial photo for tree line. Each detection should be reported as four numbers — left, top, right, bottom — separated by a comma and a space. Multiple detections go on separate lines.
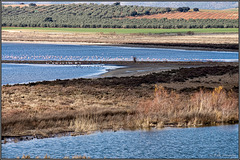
2, 3, 238, 29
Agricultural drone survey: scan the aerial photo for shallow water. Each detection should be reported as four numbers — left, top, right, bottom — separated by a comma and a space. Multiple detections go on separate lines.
2, 125, 238, 159
1, 63, 124, 85
2, 43, 238, 62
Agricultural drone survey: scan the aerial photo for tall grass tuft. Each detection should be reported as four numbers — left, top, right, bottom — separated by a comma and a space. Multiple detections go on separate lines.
70, 113, 98, 133
137, 85, 238, 127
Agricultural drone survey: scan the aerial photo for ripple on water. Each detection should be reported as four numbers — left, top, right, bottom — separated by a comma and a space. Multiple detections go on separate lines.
2, 125, 238, 159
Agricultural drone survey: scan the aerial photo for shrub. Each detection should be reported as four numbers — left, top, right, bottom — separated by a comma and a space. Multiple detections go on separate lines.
131, 10, 137, 16
29, 3, 37, 7
193, 8, 199, 12
186, 31, 194, 35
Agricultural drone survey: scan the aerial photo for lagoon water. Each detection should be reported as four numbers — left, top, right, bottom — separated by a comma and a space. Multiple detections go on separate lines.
1, 43, 238, 85
2, 63, 124, 85
2, 43, 238, 62
2, 124, 238, 159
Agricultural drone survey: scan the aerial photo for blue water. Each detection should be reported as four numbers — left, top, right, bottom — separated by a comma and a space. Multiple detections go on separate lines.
2, 43, 238, 62
1, 63, 124, 85
2, 124, 238, 159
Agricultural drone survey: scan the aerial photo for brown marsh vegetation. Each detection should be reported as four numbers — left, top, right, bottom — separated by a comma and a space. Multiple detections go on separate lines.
1, 63, 239, 142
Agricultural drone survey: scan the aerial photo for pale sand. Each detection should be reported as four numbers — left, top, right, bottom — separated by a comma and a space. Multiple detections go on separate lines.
2, 40, 111, 46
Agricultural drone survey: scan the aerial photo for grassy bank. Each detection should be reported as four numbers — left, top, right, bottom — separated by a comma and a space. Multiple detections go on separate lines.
2, 64, 238, 142
2, 27, 238, 34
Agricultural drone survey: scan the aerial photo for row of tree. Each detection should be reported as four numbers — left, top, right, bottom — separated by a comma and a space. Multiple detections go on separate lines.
2, 3, 238, 29
3, 3, 192, 18
3, 15, 237, 29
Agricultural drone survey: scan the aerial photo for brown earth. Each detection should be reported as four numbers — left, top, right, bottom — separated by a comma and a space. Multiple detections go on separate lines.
2, 31, 238, 51
2, 61, 239, 143
128, 10, 238, 20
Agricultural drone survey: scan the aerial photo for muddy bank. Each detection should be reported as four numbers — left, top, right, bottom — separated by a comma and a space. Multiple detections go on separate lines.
2, 62, 239, 143
2, 60, 238, 78
113, 42, 239, 52
2, 31, 238, 51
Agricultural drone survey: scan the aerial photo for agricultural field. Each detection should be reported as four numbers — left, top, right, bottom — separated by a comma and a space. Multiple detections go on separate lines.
2, 27, 238, 34
223, 8, 238, 11
129, 9, 238, 20
2, 3, 238, 29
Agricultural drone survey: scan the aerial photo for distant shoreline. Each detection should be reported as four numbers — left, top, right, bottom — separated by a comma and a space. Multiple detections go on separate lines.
2, 40, 238, 52
2, 40, 111, 46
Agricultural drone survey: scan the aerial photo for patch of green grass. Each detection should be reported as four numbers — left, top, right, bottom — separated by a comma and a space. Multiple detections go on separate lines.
223, 8, 238, 11
2, 27, 238, 34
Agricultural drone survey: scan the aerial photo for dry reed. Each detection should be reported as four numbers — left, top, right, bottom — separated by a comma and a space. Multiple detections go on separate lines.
70, 113, 98, 133
137, 85, 238, 127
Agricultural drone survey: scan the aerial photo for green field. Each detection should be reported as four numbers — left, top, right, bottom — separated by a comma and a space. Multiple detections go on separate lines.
2, 27, 238, 34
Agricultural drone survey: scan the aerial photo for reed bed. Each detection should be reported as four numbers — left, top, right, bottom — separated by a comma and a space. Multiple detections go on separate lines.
137, 85, 238, 127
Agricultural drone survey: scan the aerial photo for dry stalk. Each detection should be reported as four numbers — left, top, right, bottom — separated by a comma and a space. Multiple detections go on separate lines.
137, 85, 238, 126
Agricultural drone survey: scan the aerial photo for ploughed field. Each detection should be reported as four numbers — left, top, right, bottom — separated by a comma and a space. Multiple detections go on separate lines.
128, 10, 238, 20
2, 62, 239, 141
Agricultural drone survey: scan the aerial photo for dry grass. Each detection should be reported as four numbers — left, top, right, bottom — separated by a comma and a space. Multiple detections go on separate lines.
69, 112, 98, 133
1, 81, 139, 138
137, 85, 238, 127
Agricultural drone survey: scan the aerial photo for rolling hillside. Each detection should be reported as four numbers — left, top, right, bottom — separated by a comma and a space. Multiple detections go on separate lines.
2, 3, 238, 29
3, 1, 239, 10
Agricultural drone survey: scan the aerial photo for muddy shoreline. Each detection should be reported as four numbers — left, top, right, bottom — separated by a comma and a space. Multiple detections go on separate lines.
108, 42, 239, 52
2, 60, 237, 78
3, 123, 236, 144
3, 60, 235, 65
